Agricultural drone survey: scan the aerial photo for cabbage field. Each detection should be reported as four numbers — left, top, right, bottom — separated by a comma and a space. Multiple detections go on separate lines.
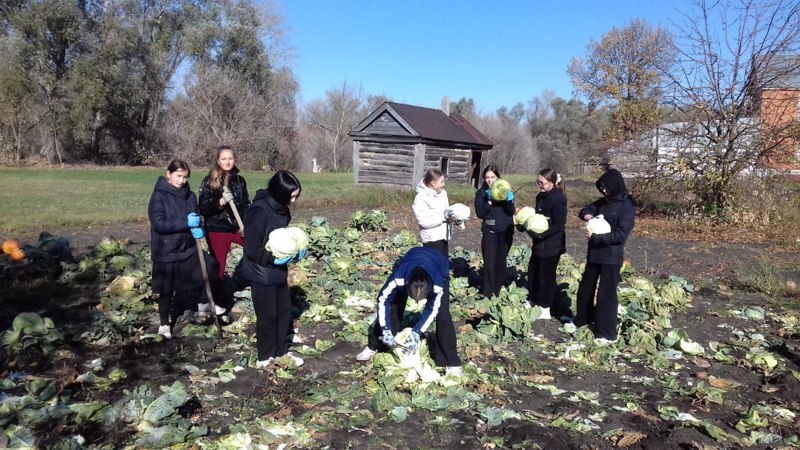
1, 207, 800, 449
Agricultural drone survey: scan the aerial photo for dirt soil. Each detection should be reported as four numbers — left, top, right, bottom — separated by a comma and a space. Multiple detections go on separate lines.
3, 205, 800, 449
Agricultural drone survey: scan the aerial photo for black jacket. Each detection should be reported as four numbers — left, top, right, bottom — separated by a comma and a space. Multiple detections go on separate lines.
148, 176, 198, 263
578, 169, 635, 266
530, 188, 567, 258
198, 168, 250, 233
240, 189, 291, 285
474, 183, 515, 234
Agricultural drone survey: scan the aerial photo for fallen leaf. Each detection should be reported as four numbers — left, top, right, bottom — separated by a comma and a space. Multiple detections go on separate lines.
692, 357, 712, 368
617, 431, 646, 447
521, 374, 554, 384
707, 376, 739, 390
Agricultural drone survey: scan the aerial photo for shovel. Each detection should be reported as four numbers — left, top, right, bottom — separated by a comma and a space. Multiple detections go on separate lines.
195, 239, 223, 338
222, 185, 244, 236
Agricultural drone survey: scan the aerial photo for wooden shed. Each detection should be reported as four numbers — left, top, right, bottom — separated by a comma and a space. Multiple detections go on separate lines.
349, 101, 493, 188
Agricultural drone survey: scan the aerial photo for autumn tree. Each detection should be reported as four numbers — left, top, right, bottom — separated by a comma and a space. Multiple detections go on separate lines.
301, 81, 366, 171
659, 0, 800, 217
568, 18, 674, 143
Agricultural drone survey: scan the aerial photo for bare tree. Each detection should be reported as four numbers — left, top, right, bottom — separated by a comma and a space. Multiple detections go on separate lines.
659, 0, 800, 216
301, 81, 365, 171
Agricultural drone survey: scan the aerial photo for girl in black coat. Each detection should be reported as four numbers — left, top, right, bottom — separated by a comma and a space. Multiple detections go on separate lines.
574, 169, 635, 343
526, 168, 567, 320
241, 170, 306, 368
148, 159, 218, 339
474, 165, 515, 298
198, 146, 250, 283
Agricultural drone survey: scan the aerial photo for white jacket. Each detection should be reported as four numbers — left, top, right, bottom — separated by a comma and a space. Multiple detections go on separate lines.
412, 179, 451, 243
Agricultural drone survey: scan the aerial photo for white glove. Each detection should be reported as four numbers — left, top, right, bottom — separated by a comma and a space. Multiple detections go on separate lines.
221, 189, 234, 205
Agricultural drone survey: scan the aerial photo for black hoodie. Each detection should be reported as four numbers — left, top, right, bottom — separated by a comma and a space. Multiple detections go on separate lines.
240, 188, 291, 285
578, 169, 635, 266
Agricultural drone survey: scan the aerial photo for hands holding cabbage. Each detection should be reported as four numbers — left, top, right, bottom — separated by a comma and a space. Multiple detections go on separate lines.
514, 206, 550, 235
445, 203, 471, 229
265, 226, 309, 265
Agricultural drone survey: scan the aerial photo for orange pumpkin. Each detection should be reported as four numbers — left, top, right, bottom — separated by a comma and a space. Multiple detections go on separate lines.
9, 249, 25, 261
2, 239, 19, 254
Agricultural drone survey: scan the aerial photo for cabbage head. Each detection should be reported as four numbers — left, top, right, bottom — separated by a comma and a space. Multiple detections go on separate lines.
514, 207, 536, 225
266, 226, 309, 259
525, 214, 549, 234
586, 214, 611, 234
489, 179, 512, 201
448, 203, 471, 221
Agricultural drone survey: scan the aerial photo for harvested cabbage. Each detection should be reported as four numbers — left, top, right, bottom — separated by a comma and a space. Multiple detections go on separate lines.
447, 203, 471, 222
266, 226, 309, 259
514, 206, 549, 234
586, 214, 611, 234
489, 179, 512, 201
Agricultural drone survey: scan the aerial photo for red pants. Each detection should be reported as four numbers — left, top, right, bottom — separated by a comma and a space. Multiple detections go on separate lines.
207, 231, 244, 280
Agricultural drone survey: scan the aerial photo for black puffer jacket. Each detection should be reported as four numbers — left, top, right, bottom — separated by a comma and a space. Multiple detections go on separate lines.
530, 188, 567, 258
474, 183, 515, 234
578, 169, 635, 266
148, 176, 198, 263
240, 189, 291, 285
198, 168, 250, 233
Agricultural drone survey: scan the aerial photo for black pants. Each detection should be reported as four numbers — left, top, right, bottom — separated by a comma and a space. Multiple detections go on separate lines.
251, 282, 291, 360
423, 240, 448, 257
368, 283, 461, 367
480, 228, 513, 298
574, 263, 621, 340
527, 255, 561, 308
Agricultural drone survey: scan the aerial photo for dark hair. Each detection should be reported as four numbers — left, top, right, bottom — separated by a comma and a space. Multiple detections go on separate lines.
167, 159, 191, 178
482, 164, 501, 179
423, 169, 444, 187
207, 146, 235, 191
539, 167, 566, 197
267, 170, 301, 206
407, 268, 432, 301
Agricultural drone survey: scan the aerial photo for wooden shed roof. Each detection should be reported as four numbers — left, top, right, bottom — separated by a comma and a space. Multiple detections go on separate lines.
350, 101, 493, 149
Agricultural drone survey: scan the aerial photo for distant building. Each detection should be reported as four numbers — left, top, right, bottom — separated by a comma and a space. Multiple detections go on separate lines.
349, 100, 493, 188
607, 55, 800, 179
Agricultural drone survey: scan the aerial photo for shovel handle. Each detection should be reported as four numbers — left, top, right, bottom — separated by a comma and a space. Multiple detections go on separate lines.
223, 186, 245, 235
196, 239, 223, 338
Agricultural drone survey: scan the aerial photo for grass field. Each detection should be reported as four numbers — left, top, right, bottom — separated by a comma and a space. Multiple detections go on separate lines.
0, 168, 552, 233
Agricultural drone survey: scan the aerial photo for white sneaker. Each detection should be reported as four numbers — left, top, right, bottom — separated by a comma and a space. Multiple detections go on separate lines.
356, 346, 378, 361
256, 357, 275, 368
198, 303, 227, 315
445, 366, 463, 377
285, 352, 304, 367
157, 325, 172, 339
535, 307, 552, 321
594, 338, 618, 347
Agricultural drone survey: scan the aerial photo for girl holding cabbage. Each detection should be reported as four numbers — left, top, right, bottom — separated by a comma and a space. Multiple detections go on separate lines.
574, 168, 635, 344
240, 170, 306, 368
474, 165, 515, 298
523, 168, 567, 320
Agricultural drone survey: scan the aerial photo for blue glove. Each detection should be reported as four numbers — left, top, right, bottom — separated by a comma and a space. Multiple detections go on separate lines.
485, 188, 492, 200
293, 248, 307, 262
506, 191, 515, 202
273, 255, 292, 265
187, 213, 201, 228
190, 227, 204, 239
402, 330, 422, 355
380, 329, 395, 347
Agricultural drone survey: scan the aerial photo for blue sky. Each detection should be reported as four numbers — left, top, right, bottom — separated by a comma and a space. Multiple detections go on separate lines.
279, 0, 694, 113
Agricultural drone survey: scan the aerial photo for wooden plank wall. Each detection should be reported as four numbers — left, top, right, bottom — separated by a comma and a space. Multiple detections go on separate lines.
424, 146, 471, 184
355, 142, 416, 185
362, 111, 412, 136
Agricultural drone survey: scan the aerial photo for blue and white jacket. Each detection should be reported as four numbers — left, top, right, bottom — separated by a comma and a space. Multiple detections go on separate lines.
377, 247, 449, 335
